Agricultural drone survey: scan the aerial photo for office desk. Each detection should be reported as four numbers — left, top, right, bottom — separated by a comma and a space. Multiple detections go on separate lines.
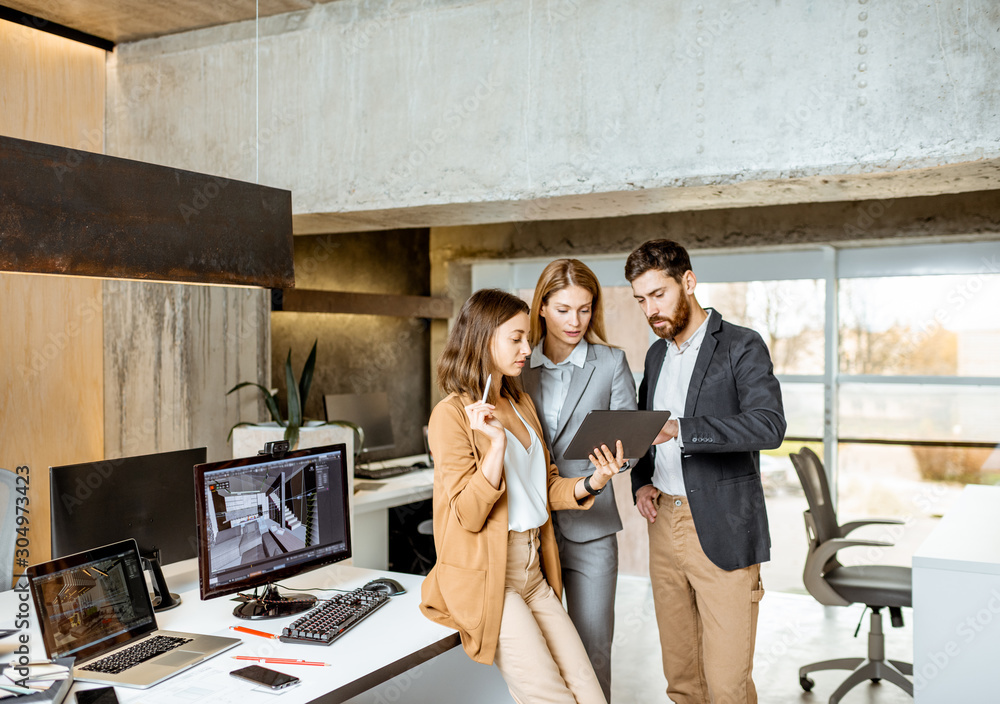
352, 455, 434, 571
912, 484, 1000, 703
0, 561, 516, 704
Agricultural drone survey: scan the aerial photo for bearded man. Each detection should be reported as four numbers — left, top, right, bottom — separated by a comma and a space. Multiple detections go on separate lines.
626, 239, 786, 704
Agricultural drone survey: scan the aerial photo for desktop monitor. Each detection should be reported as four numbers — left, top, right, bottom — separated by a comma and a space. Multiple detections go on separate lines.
194, 443, 352, 620
324, 391, 394, 456
49, 446, 207, 611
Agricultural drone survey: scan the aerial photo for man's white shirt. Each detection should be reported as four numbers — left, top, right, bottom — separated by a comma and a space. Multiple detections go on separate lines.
651, 315, 711, 496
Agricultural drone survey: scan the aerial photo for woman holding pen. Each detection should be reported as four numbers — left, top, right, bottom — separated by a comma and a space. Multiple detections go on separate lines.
520, 259, 637, 702
420, 288, 625, 704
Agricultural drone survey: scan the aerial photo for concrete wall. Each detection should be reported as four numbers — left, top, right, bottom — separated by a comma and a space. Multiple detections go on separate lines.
106, 0, 1000, 232
103, 281, 269, 462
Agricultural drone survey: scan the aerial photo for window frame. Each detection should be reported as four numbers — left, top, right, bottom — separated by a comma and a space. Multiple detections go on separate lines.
473, 240, 1000, 505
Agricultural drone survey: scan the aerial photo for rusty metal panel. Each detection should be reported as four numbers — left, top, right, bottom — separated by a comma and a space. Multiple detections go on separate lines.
0, 135, 294, 288
274, 289, 453, 319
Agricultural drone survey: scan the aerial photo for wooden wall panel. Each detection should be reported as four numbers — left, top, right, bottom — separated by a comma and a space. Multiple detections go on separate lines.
0, 274, 105, 568
0, 19, 106, 569
102, 282, 270, 463
0, 19, 106, 148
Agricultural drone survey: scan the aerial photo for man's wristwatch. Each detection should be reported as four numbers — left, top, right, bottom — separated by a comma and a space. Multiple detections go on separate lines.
583, 475, 604, 496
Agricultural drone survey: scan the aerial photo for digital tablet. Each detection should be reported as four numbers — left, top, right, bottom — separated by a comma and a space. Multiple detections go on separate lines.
563, 410, 672, 461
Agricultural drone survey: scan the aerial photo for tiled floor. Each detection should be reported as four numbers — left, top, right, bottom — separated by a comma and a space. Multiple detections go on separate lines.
612, 576, 914, 703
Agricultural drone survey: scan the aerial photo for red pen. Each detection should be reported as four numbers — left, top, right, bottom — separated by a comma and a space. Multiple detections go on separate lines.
233, 656, 330, 667
229, 625, 278, 640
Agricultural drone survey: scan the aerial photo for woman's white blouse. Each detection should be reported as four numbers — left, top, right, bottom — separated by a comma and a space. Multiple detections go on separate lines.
503, 402, 549, 532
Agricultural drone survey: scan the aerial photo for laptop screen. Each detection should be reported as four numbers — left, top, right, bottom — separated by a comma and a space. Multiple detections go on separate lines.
29, 540, 156, 662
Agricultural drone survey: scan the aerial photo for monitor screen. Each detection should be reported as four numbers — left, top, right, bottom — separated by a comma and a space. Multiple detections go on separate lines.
50, 447, 207, 565
195, 443, 352, 602
324, 392, 394, 454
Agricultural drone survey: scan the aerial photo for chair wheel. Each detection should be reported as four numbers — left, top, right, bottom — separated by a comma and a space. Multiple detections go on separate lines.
871, 677, 881, 684
800, 676, 814, 692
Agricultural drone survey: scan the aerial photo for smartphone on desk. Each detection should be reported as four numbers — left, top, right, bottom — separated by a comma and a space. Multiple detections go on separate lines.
76, 687, 120, 704
231, 664, 301, 690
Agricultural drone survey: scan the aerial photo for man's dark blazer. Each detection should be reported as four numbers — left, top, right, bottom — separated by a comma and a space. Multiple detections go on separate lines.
631, 309, 786, 571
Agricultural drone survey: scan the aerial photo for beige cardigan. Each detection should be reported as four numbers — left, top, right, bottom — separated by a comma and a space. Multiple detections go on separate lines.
419, 391, 594, 664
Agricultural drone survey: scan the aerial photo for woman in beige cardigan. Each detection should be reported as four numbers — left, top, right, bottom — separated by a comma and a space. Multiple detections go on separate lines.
420, 288, 624, 704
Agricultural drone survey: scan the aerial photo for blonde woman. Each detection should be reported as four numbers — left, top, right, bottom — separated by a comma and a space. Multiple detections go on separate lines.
521, 259, 637, 702
420, 288, 625, 704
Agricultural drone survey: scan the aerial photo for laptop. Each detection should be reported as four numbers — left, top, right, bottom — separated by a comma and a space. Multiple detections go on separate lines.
27, 539, 239, 689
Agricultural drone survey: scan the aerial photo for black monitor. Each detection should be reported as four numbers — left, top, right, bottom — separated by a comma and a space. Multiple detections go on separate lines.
194, 443, 352, 620
324, 391, 394, 457
49, 446, 207, 612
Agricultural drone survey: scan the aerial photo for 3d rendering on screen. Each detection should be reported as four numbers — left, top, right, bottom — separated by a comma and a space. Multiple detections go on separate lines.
205, 461, 322, 572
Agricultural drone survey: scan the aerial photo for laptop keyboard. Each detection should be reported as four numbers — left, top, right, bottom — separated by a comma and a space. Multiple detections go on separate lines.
82, 635, 193, 675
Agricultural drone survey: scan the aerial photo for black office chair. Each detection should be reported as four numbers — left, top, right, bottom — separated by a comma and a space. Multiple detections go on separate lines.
789, 447, 914, 703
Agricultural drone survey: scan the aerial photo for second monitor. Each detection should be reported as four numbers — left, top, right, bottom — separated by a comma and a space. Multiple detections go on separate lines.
49, 446, 207, 611
324, 391, 394, 458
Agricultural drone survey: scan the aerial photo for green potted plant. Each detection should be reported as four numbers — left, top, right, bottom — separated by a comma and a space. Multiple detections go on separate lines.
227, 340, 363, 453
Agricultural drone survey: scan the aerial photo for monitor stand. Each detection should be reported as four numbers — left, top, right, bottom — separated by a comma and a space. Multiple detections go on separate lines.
233, 584, 317, 620
141, 554, 182, 612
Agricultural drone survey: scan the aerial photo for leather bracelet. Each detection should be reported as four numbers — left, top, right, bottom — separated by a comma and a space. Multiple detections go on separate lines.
583, 474, 604, 496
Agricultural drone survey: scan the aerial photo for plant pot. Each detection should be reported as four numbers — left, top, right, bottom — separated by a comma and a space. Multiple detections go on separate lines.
231, 420, 354, 460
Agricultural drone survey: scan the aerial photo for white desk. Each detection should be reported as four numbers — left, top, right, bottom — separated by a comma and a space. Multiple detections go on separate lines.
0, 560, 512, 704
912, 484, 1000, 703
352, 455, 434, 571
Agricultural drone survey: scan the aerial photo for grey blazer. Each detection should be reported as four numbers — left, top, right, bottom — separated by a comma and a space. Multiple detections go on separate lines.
522, 342, 638, 542
631, 309, 786, 570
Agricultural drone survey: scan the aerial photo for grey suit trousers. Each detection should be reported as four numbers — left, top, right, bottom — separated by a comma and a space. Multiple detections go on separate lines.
524, 341, 636, 703
555, 524, 618, 703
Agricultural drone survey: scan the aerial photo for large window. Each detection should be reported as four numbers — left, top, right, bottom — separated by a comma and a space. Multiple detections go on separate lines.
475, 242, 1000, 592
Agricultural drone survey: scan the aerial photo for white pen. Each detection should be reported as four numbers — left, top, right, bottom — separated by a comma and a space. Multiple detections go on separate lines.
481, 374, 492, 404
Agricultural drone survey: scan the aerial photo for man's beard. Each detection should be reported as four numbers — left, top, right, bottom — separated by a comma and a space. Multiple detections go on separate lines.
647, 294, 691, 340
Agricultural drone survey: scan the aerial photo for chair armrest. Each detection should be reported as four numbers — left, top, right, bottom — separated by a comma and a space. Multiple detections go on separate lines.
838, 518, 904, 538
803, 538, 893, 607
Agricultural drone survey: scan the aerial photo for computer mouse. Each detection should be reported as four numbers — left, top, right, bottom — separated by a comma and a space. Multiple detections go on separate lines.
412, 461, 429, 469
362, 578, 406, 596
